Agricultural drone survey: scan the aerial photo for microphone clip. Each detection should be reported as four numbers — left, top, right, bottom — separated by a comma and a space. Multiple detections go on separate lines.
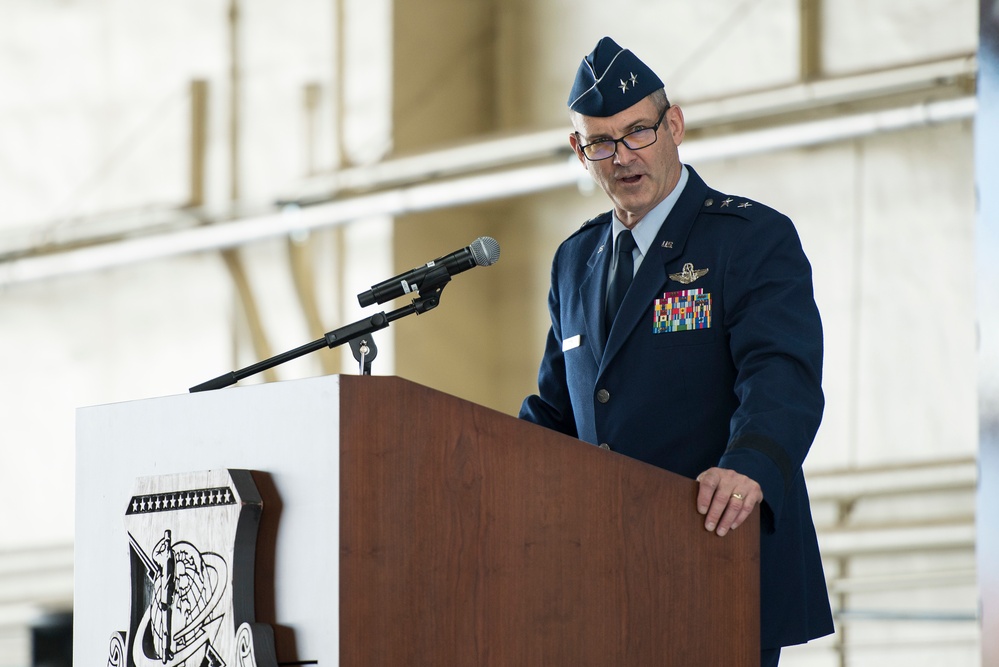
409, 264, 452, 314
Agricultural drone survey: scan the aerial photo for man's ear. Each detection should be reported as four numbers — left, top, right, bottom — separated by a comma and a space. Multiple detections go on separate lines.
568, 132, 588, 169
666, 105, 686, 146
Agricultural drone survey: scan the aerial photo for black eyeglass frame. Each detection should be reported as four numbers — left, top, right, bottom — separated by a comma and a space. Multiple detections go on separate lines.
575, 104, 671, 161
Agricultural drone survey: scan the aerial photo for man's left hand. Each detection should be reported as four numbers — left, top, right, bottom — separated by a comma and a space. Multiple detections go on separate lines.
695, 467, 762, 537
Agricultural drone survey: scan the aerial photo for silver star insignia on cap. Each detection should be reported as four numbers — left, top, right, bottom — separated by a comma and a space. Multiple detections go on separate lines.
669, 262, 709, 285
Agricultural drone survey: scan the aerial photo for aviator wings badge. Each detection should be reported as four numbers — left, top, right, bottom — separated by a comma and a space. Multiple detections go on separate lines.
669, 262, 709, 285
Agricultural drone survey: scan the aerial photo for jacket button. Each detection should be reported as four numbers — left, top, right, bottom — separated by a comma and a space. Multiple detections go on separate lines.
599, 443, 611, 450
596, 389, 610, 403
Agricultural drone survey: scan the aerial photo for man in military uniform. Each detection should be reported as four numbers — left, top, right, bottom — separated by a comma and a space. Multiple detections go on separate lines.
520, 36, 834, 666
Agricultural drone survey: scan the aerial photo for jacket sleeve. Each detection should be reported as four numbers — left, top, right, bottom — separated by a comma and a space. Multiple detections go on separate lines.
716, 212, 824, 531
519, 248, 579, 438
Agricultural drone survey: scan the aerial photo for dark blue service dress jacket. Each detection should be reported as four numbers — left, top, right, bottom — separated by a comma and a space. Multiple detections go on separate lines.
520, 166, 835, 649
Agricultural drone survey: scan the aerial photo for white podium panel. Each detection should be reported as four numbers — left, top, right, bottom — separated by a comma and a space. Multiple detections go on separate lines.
75, 374, 342, 666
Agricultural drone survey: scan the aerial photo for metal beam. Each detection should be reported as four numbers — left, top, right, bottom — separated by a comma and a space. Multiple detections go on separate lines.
0, 95, 976, 287
282, 55, 975, 203
799, 0, 823, 81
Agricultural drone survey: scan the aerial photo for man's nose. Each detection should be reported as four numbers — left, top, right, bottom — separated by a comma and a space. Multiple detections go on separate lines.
613, 143, 638, 165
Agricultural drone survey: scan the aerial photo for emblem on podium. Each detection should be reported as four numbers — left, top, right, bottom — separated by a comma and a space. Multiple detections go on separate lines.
107, 469, 277, 667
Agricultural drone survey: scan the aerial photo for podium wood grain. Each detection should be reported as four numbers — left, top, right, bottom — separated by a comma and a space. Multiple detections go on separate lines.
339, 376, 759, 666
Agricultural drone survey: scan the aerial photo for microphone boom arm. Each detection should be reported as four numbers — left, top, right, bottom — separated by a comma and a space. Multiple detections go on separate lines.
189, 267, 451, 393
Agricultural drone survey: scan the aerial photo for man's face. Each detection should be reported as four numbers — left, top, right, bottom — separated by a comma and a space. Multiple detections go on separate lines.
569, 96, 685, 228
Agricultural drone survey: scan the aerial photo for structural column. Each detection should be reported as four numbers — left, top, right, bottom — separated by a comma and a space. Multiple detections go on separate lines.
389, 0, 527, 411
977, 1, 999, 664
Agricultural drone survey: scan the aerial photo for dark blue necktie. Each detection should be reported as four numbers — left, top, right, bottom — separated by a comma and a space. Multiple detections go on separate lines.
605, 230, 636, 336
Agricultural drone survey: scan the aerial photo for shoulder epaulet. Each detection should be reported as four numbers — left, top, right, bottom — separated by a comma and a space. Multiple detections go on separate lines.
566, 211, 612, 241
700, 193, 779, 220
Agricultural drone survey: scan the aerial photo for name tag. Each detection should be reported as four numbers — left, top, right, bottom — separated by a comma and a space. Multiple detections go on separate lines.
562, 334, 582, 352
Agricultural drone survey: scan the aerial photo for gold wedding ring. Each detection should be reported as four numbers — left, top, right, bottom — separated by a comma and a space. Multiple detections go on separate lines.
731, 492, 745, 500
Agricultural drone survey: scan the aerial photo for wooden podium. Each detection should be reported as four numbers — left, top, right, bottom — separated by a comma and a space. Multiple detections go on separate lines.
75, 375, 759, 666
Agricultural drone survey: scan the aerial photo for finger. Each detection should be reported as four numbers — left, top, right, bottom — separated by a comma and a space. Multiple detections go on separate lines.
695, 470, 720, 515
703, 483, 738, 533
697, 468, 738, 531
729, 501, 756, 532
715, 492, 751, 536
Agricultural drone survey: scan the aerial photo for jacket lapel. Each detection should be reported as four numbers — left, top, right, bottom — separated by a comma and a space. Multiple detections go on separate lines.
579, 225, 612, 364
600, 171, 709, 372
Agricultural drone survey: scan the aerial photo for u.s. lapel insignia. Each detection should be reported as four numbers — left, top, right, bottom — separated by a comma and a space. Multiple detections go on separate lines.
669, 262, 709, 285
661, 240, 674, 249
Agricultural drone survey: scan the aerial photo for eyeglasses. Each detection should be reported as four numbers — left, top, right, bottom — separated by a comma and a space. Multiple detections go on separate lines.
576, 105, 670, 161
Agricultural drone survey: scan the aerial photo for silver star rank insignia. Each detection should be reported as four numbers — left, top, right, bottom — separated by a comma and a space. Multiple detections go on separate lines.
721, 197, 733, 207
669, 262, 709, 285
619, 79, 629, 93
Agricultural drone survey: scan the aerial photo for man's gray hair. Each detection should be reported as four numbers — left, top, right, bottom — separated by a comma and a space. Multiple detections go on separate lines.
649, 88, 671, 114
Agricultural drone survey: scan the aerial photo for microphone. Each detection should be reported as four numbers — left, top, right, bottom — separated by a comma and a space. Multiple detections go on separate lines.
357, 236, 500, 307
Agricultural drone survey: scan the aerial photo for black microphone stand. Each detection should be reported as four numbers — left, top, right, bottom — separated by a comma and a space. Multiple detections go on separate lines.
348, 336, 377, 375
189, 266, 451, 393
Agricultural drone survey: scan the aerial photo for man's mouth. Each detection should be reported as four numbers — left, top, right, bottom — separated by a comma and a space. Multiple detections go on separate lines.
619, 174, 643, 184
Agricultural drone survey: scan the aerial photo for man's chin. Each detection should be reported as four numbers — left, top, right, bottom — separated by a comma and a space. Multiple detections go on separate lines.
612, 193, 650, 211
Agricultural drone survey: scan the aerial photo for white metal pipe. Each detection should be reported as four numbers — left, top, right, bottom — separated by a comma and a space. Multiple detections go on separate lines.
285, 55, 976, 199
817, 521, 976, 557
0, 96, 976, 287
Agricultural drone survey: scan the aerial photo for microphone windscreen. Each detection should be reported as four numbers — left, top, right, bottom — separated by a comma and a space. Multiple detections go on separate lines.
470, 237, 500, 267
